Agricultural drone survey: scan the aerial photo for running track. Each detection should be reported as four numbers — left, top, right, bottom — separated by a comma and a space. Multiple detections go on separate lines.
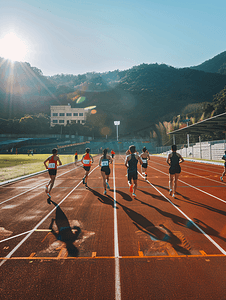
1, 155, 226, 299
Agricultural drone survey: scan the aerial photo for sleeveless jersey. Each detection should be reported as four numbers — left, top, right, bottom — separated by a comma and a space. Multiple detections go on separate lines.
48, 155, 57, 169
83, 153, 91, 166
101, 158, 109, 167
128, 154, 138, 173
170, 152, 180, 167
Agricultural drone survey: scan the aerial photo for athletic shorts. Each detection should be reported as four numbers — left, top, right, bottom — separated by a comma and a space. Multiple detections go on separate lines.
75, 156, 78, 160
142, 163, 147, 168
169, 166, 181, 174
101, 166, 110, 175
48, 169, 57, 176
83, 166, 91, 172
128, 172, 138, 181
112, 154, 115, 158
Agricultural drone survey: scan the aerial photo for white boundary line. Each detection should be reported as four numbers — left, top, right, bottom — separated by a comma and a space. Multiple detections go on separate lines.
138, 171, 226, 255
151, 165, 226, 204
0, 165, 82, 206
152, 160, 226, 186
113, 159, 121, 300
0, 165, 99, 267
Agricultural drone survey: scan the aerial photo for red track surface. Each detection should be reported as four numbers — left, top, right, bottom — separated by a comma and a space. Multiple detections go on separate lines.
1, 155, 226, 299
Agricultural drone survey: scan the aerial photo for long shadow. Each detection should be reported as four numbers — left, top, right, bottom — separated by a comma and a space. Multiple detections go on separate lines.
117, 202, 190, 255
135, 198, 226, 243
88, 187, 115, 208
49, 201, 81, 257
154, 184, 191, 200
115, 190, 132, 202
137, 188, 168, 202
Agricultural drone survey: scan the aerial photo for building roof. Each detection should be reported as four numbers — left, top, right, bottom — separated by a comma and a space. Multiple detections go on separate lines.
168, 112, 226, 135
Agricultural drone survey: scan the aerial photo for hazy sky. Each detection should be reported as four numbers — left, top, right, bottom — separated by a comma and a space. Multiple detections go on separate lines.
0, 0, 226, 76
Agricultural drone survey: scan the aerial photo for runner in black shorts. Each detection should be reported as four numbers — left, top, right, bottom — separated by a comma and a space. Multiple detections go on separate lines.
44, 148, 62, 204
140, 147, 150, 179
220, 151, 226, 181
167, 145, 184, 198
99, 149, 113, 195
125, 145, 143, 197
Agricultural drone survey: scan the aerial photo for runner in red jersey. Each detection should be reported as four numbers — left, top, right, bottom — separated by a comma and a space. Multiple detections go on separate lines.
111, 149, 115, 159
44, 148, 62, 204
81, 148, 94, 187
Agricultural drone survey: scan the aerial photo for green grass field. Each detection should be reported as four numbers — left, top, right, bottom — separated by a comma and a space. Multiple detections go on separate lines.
0, 154, 83, 182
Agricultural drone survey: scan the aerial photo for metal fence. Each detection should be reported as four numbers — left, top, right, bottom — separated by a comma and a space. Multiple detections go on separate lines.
156, 139, 226, 161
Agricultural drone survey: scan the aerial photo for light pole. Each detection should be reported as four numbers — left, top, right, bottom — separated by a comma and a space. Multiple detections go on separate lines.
114, 121, 120, 141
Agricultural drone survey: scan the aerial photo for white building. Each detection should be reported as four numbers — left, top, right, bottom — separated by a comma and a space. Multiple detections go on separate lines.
50, 104, 87, 127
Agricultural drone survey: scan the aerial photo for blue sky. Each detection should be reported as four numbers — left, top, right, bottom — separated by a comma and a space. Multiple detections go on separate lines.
0, 0, 226, 76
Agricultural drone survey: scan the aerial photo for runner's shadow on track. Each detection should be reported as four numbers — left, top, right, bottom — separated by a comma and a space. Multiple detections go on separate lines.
88, 187, 116, 208
115, 190, 133, 202
154, 184, 190, 200
193, 218, 226, 243
49, 201, 81, 257
135, 198, 198, 232
117, 202, 190, 255
137, 189, 168, 202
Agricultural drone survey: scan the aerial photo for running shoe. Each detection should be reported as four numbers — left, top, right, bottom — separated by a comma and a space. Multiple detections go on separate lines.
129, 184, 133, 193
169, 189, 172, 196
132, 193, 136, 197
106, 181, 110, 190
103, 190, 107, 195
220, 176, 223, 182
47, 197, 51, 205
172, 193, 175, 198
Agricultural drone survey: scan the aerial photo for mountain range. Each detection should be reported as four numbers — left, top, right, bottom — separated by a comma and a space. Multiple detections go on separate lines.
1, 51, 226, 136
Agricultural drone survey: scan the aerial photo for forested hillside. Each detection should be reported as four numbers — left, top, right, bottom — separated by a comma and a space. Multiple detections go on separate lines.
1, 52, 226, 138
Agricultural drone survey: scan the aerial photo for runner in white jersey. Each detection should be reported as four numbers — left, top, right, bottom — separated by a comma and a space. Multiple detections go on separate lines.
140, 147, 150, 179
99, 149, 113, 195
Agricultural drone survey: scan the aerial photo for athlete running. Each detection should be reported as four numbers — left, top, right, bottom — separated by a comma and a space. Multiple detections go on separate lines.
99, 149, 113, 195
81, 148, 94, 187
140, 147, 150, 179
74, 151, 78, 164
167, 145, 184, 197
44, 148, 62, 204
220, 151, 226, 181
111, 149, 115, 159
125, 145, 143, 197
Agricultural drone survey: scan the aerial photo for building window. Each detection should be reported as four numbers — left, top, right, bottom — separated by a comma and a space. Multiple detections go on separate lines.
73, 113, 78, 116
52, 120, 58, 123
82, 120, 85, 123
59, 120, 64, 124
66, 113, 72, 116
59, 113, 65, 116
79, 113, 83, 116
52, 113, 58, 116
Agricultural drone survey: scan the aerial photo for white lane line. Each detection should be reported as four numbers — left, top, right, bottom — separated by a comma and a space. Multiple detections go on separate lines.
0, 165, 99, 266
138, 171, 226, 255
150, 165, 226, 204
0, 165, 82, 206
152, 160, 226, 186
113, 159, 121, 300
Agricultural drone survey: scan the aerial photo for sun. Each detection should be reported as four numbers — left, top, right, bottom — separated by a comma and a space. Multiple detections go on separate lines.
0, 32, 29, 62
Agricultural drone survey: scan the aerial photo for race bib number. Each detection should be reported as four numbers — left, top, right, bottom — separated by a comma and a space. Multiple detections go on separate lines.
142, 159, 147, 163
83, 159, 90, 164
48, 163, 55, 169
101, 160, 109, 167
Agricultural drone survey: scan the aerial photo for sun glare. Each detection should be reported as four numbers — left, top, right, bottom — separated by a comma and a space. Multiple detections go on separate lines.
0, 32, 29, 62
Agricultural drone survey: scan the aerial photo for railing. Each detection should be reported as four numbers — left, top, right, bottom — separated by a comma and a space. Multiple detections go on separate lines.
156, 139, 226, 161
